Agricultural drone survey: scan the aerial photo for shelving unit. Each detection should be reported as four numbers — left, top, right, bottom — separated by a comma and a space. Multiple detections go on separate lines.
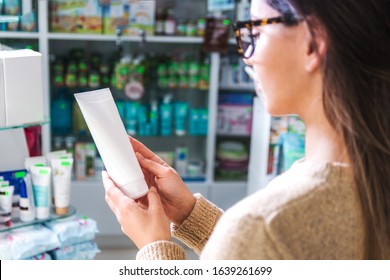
0, 0, 260, 240
0, 206, 76, 233
0, 118, 50, 131
0, 119, 52, 234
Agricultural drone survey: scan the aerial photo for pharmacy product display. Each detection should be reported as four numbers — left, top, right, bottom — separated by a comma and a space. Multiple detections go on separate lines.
215, 141, 249, 181
267, 116, 306, 176
214, 55, 255, 182
49, 0, 207, 37
49, 47, 209, 182
0, 0, 38, 32
0, 160, 99, 260
0, 215, 99, 260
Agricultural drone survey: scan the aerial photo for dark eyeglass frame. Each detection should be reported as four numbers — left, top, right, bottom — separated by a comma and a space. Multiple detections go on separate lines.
233, 17, 292, 59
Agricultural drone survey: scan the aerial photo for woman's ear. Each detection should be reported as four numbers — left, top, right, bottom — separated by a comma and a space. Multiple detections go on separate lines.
304, 19, 327, 73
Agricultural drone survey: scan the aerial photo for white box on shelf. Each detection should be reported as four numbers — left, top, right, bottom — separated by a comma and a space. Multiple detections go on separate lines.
0, 49, 44, 127
127, 0, 156, 36
0, 128, 29, 172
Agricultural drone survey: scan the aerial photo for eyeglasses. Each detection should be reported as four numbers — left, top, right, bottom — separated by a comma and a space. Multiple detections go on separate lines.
233, 17, 297, 59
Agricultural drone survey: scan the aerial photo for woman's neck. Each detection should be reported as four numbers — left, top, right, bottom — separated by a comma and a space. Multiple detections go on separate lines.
303, 112, 350, 164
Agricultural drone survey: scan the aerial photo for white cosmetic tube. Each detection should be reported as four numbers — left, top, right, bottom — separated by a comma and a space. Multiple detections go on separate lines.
19, 173, 36, 222
46, 151, 72, 206
24, 156, 47, 170
30, 166, 52, 219
1, 180, 9, 187
46, 150, 69, 165
0, 185, 14, 223
74, 88, 148, 199
50, 157, 74, 215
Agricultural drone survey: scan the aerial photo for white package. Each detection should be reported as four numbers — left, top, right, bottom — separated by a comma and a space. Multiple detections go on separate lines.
0, 49, 44, 127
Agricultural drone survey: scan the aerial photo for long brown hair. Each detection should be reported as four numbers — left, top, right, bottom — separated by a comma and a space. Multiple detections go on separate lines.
269, 0, 390, 259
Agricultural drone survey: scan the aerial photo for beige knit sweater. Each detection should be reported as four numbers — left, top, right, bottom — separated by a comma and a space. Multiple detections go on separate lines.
136, 160, 365, 260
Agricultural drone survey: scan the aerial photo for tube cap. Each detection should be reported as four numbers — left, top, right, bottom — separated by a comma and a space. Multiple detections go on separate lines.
20, 211, 35, 222
36, 207, 50, 219
55, 207, 68, 216
120, 178, 148, 199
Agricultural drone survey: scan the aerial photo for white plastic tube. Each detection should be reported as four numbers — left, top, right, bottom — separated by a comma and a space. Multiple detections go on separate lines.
19, 173, 36, 222
0, 185, 14, 223
24, 156, 47, 170
50, 157, 74, 215
30, 166, 52, 219
74, 88, 148, 199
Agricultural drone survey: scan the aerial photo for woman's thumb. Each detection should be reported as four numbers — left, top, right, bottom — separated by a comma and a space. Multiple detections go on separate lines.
148, 187, 164, 213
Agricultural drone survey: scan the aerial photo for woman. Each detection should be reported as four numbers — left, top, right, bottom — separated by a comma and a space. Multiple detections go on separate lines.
103, 0, 390, 259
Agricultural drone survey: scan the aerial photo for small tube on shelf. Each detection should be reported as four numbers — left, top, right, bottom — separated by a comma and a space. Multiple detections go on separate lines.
30, 166, 52, 220
50, 157, 74, 216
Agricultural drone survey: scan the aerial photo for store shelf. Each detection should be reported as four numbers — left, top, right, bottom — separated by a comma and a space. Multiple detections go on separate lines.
0, 118, 50, 131
212, 181, 248, 188
48, 33, 204, 44
0, 31, 39, 39
217, 134, 252, 138
0, 205, 76, 233
219, 85, 255, 91
0, 15, 19, 23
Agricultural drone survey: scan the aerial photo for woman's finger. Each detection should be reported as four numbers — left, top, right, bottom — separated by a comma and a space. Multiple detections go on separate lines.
102, 171, 135, 207
136, 152, 170, 176
130, 137, 167, 165
147, 187, 164, 214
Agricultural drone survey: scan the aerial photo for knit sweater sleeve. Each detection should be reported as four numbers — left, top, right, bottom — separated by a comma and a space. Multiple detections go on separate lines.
136, 240, 187, 260
171, 193, 223, 255
135, 193, 223, 260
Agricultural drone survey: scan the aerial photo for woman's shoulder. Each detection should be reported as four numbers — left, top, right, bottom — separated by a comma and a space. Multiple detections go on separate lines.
211, 160, 362, 259
225, 159, 355, 222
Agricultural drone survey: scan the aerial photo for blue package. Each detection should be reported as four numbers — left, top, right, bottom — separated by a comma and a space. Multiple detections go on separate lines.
125, 101, 139, 136
149, 101, 158, 136
51, 96, 72, 135
174, 102, 188, 136
199, 108, 208, 135
0, 170, 28, 198
160, 103, 173, 136
5, 225, 60, 260
137, 105, 148, 136
218, 92, 253, 105
24, 252, 52, 260
50, 241, 100, 260
44, 215, 98, 247
0, 232, 13, 260
189, 108, 200, 136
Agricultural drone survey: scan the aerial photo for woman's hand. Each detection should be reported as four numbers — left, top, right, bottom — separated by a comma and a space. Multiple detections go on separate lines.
130, 137, 196, 227
102, 171, 171, 249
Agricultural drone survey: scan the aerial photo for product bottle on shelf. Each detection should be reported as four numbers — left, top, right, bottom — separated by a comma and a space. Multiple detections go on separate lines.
164, 9, 176, 35
160, 94, 173, 136
51, 75, 72, 135
155, 8, 166, 35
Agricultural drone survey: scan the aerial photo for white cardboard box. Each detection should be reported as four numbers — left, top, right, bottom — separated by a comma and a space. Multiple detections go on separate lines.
0, 49, 44, 127
0, 128, 29, 172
